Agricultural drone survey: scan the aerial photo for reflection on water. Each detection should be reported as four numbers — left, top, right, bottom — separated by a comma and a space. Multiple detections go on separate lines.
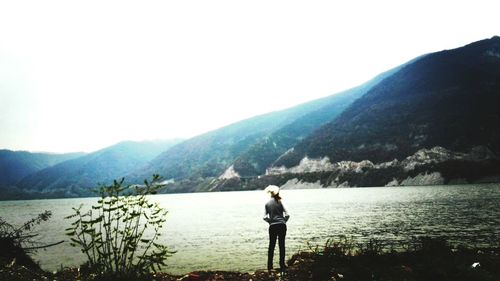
1, 184, 499, 274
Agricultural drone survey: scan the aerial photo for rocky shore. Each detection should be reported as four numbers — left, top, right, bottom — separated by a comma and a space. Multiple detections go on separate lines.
210, 146, 500, 192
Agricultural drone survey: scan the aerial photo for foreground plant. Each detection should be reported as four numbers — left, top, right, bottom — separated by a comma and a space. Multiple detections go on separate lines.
289, 236, 500, 281
1, 210, 63, 270
65, 175, 174, 279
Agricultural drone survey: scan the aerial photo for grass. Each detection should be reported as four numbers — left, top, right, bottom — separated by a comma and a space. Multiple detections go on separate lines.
286, 236, 500, 281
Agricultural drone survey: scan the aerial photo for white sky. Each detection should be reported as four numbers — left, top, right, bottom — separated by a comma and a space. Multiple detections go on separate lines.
0, 0, 499, 153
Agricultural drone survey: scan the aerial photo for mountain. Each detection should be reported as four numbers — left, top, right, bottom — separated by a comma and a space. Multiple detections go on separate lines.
230, 62, 411, 178
0, 150, 84, 187
134, 37, 500, 192
5, 37, 500, 197
265, 36, 500, 187
129, 102, 339, 187
16, 140, 181, 197
129, 68, 404, 190
275, 36, 500, 166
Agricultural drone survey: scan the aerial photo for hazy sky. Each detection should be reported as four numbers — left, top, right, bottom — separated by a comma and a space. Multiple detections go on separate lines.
0, 0, 498, 153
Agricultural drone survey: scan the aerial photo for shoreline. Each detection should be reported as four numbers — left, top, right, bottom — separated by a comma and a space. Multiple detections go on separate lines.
2, 182, 500, 202
3, 237, 500, 281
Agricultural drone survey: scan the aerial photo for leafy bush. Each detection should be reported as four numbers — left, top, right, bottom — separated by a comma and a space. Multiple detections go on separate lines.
65, 175, 174, 279
0, 210, 61, 269
0, 210, 58, 252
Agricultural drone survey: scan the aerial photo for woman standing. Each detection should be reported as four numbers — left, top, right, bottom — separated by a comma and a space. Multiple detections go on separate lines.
263, 185, 290, 273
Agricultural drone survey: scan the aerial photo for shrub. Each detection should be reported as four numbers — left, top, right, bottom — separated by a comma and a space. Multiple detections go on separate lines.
0, 210, 61, 269
65, 175, 174, 279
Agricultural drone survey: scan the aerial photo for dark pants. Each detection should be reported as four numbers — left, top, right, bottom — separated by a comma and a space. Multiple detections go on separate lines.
268, 223, 287, 270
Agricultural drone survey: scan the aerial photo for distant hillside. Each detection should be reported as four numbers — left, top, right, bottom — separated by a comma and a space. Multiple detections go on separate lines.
274, 36, 500, 169
131, 63, 416, 186
16, 140, 181, 197
135, 37, 500, 192
129, 93, 369, 184
219, 36, 500, 190
5, 37, 500, 198
230, 62, 410, 178
0, 150, 84, 187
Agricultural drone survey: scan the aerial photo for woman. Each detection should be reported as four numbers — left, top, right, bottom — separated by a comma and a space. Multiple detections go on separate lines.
263, 185, 290, 273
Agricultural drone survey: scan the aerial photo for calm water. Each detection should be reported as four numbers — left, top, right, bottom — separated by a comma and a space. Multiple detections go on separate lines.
1, 184, 500, 274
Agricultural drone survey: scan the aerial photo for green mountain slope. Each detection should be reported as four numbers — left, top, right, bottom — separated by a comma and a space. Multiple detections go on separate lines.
130, 102, 334, 183
0, 150, 84, 187
16, 140, 181, 197
7, 37, 500, 196
131, 71, 409, 184
274, 36, 500, 168
230, 63, 410, 177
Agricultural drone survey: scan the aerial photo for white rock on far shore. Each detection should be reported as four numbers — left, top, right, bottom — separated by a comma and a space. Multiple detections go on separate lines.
400, 172, 444, 186
280, 178, 323, 189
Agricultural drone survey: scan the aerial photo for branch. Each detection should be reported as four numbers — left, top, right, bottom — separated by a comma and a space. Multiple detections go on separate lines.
24, 240, 65, 250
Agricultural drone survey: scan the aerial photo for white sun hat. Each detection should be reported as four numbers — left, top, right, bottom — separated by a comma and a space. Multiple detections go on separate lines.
264, 185, 280, 196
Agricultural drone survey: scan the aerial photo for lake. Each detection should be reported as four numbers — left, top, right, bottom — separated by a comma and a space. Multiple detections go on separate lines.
1, 184, 500, 274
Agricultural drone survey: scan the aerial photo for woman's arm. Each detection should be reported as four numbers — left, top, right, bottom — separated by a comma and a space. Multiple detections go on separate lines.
263, 205, 270, 222
282, 202, 290, 222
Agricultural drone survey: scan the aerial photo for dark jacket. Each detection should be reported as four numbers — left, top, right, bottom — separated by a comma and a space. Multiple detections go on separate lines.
263, 199, 290, 225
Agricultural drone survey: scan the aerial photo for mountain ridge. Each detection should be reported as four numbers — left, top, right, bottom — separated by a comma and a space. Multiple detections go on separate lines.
128, 84, 384, 184
230, 56, 424, 178
2, 36, 500, 198
274, 36, 500, 169
0, 150, 85, 187
15, 139, 182, 197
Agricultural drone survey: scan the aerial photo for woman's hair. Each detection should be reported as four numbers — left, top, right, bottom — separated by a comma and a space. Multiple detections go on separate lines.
271, 192, 281, 201
265, 185, 281, 201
